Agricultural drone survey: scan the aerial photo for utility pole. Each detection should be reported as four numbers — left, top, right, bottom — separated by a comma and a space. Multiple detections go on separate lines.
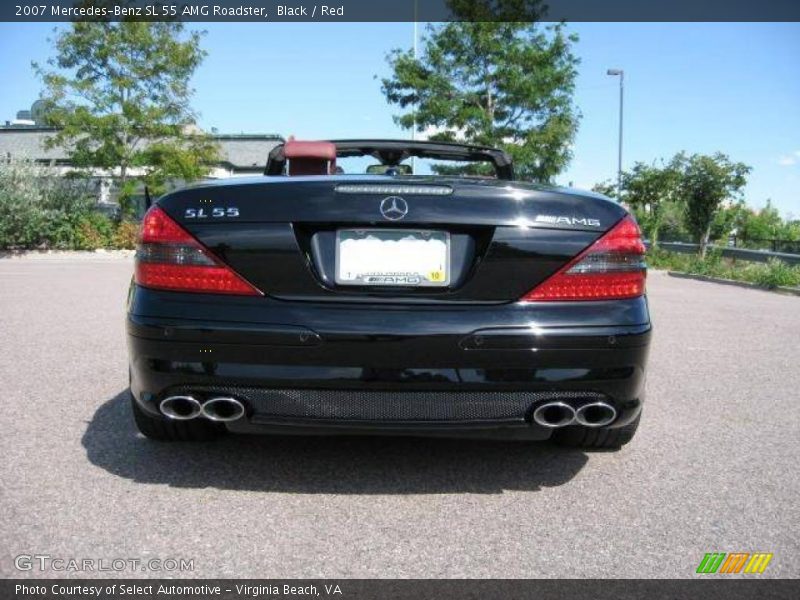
411, 1, 418, 173
607, 69, 624, 199
412, 5, 418, 142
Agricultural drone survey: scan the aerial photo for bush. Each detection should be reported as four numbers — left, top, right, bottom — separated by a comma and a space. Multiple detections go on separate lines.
748, 259, 800, 289
0, 157, 146, 250
74, 212, 115, 250
0, 158, 96, 249
648, 248, 800, 290
112, 221, 139, 249
684, 249, 723, 276
0, 159, 47, 248
647, 248, 692, 271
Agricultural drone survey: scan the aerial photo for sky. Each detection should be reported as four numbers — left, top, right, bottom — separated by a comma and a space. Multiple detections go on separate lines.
0, 21, 798, 216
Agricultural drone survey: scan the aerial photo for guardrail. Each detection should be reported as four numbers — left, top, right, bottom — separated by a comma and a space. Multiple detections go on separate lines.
652, 242, 800, 266
729, 235, 800, 254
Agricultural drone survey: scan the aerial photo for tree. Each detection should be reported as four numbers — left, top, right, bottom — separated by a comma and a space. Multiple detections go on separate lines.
591, 180, 617, 199
783, 219, 800, 243
621, 159, 681, 248
710, 200, 746, 242
737, 201, 784, 243
658, 197, 692, 242
380, 10, 580, 182
675, 153, 750, 257
36, 21, 219, 214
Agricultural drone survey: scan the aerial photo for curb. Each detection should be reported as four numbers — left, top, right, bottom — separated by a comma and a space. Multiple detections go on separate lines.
0, 249, 135, 260
667, 271, 800, 297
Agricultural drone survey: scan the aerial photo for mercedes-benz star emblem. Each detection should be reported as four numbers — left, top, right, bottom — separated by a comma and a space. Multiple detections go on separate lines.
379, 196, 408, 221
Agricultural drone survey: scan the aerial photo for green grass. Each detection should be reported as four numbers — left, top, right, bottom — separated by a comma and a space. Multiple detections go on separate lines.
647, 248, 800, 290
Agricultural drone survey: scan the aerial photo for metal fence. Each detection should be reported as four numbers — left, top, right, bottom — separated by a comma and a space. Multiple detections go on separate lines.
728, 235, 800, 254
655, 242, 800, 266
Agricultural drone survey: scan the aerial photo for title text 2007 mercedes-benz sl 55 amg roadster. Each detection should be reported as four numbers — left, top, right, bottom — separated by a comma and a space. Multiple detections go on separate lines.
126, 139, 650, 449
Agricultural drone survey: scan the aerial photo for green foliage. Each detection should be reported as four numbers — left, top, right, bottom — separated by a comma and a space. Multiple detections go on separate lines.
674, 153, 750, 257
732, 201, 800, 248
657, 199, 692, 242
621, 159, 681, 247
736, 201, 783, 240
35, 21, 219, 214
710, 200, 747, 242
113, 221, 140, 250
685, 249, 725, 276
74, 212, 115, 250
0, 158, 93, 248
380, 13, 580, 182
617, 152, 749, 253
786, 220, 800, 241
647, 249, 800, 290
0, 160, 47, 248
644, 248, 682, 271
136, 134, 221, 195
0, 158, 138, 250
591, 180, 616, 199
750, 258, 800, 288
596, 154, 800, 253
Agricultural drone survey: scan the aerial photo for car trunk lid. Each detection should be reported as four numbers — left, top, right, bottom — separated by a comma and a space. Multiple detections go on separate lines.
155, 177, 627, 303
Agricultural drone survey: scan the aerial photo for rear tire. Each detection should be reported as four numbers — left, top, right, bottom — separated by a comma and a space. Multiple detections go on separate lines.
553, 413, 641, 449
131, 392, 224, 442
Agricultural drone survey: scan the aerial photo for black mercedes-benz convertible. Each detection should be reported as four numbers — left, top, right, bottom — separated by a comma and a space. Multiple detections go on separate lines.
127, 139, 650, 448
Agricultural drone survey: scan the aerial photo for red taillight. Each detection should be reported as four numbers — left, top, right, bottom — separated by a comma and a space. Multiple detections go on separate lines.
135, 207, 262, 296
521, 216, 646, 302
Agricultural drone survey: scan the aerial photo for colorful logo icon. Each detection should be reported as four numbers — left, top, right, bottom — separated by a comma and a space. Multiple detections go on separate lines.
696, 552, 773, 574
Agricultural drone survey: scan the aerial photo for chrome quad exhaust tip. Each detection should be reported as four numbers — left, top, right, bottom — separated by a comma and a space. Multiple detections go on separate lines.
159, 395, 203, 421
574, 402, 617, 428
201, 397, 246, 423
532, 402, 577, 428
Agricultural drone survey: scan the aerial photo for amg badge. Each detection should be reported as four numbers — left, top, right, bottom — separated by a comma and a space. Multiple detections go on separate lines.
535, 215, 601, 227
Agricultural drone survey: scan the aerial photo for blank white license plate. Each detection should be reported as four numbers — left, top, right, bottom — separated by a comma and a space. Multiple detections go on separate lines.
335, 229, 450, 287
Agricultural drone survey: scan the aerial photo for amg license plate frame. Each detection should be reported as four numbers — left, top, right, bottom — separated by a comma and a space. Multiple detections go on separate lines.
335, 228, 451, 287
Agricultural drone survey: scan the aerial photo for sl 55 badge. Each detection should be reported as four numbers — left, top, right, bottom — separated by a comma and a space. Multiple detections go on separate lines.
184, 207, 240, 219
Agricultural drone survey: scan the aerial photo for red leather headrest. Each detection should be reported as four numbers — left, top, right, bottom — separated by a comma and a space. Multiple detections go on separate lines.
284, 140, 336, 175
284, 140, 336, 160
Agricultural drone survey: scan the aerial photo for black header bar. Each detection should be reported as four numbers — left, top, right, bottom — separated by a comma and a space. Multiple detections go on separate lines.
3, 0, 800, 23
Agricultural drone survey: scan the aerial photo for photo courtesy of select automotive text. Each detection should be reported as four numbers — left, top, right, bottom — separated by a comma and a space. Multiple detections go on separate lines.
1, 1, 798, 598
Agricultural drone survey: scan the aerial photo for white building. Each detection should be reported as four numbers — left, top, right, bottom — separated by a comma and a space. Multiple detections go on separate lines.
0, 125, 284, 207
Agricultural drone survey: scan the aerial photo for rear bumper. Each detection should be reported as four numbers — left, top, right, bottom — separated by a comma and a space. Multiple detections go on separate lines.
127, 285, 651, 439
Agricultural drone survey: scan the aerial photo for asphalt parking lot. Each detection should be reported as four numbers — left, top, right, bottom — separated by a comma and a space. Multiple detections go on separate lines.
1, 255, 798, 579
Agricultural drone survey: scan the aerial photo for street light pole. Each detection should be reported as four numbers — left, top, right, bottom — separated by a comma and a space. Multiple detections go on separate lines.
411, 1, 418, 173
607, 69, 624, 199
412, 7, 418, 144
